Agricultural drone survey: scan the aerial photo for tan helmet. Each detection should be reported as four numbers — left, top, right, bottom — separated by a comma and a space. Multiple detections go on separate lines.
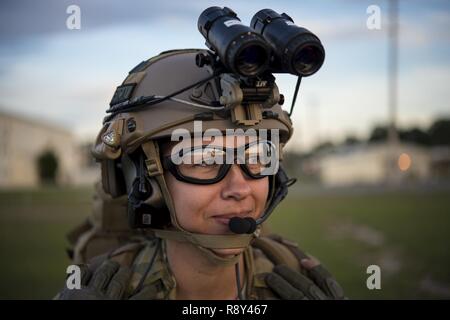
92, 48, 295, 265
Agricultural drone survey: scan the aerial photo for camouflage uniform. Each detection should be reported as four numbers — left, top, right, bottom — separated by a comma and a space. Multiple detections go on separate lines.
59, 225, 345, 300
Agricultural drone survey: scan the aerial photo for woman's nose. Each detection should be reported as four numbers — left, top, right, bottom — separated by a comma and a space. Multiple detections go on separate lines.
220, 164, 252, 201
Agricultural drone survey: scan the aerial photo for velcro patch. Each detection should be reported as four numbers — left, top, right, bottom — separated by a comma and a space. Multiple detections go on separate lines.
110, 83, 136, 107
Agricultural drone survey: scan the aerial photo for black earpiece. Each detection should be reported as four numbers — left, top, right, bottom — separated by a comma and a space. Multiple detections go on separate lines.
229, 217, 257, 234
128, 153, 154, 228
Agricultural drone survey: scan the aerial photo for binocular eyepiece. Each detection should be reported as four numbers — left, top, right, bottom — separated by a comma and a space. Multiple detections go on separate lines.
198, 7, 325, 78
198, 7, 271, 77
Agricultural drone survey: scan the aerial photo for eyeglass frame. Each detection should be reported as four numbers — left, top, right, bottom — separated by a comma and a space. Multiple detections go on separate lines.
161, 140, 277, 185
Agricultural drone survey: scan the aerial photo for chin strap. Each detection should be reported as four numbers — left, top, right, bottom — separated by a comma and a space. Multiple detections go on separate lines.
149, 227, 261, 266
148, 230, 253, 266
150, 228, 258, 249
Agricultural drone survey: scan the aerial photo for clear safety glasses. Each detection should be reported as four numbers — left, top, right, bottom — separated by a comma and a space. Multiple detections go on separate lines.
162, 140, 278, 185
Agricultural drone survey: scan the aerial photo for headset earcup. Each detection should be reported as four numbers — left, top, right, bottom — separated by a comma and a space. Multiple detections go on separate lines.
146, 178, 166, 209
101, 159, 127, 198
127, 177, 170, 228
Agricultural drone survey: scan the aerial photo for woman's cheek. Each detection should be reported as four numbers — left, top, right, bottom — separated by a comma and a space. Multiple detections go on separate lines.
170, 182, 218, 232
254, 177, 269, 218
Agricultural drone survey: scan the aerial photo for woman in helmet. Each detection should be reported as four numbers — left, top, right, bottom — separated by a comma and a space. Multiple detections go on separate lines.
57, 49, 344, 300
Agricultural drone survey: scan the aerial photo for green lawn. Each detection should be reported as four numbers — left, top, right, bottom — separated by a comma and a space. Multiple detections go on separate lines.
268, 188, 450, 299
0, 187, 93, 299
0, 186, 449, 299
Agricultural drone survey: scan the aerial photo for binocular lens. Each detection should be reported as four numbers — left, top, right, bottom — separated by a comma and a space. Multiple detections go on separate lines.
293, 44, 324, 76
251, 9, 325, 77
198, 6, 270, 77
235, 44, 268, 77
198, 7, 325, 77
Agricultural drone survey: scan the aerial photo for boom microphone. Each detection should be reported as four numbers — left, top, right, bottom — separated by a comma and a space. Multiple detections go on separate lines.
229, 217, 257, 234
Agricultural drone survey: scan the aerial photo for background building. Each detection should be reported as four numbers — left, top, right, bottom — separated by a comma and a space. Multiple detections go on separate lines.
0, 110, 99, 188
300, 142, 450, 187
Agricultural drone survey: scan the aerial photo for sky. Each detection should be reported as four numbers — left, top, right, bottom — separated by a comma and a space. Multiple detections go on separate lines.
0, 0, 449, 151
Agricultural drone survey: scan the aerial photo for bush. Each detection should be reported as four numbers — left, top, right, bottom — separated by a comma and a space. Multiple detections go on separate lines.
37, 150, 59, 185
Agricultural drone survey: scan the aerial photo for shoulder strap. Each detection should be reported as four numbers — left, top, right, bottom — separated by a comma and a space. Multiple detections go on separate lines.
83, 237, 168, 299
125, 239, 176, 299
108, 241, 146, 266
66, 181, 152, 264
86, 240, 145, 271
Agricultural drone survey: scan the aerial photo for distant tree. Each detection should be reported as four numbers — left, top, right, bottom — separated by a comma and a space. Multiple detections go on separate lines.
37, 150, 59, 185
344, 135, 360, 145
313, 141, 334, 153
429, 119, 450, 146
399, 128, 431, 146
368, 126, 388, 143
282, 150, 320, 183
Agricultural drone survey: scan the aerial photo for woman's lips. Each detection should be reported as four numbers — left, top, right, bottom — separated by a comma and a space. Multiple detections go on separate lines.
211, 212, 252, 226
213, 217, 231, 226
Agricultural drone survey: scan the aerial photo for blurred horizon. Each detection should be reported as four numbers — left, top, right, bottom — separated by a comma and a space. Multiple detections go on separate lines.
0, 0, 449, 152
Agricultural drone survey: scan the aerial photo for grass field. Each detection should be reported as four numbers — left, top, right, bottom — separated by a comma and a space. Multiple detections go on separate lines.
0, 185, 449, 299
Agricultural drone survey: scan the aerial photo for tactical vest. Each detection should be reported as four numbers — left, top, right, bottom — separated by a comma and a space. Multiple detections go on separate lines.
84, 233, 309, 300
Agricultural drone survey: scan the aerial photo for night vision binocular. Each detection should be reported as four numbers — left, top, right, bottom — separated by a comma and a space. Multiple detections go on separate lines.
198, 6, 325, 78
